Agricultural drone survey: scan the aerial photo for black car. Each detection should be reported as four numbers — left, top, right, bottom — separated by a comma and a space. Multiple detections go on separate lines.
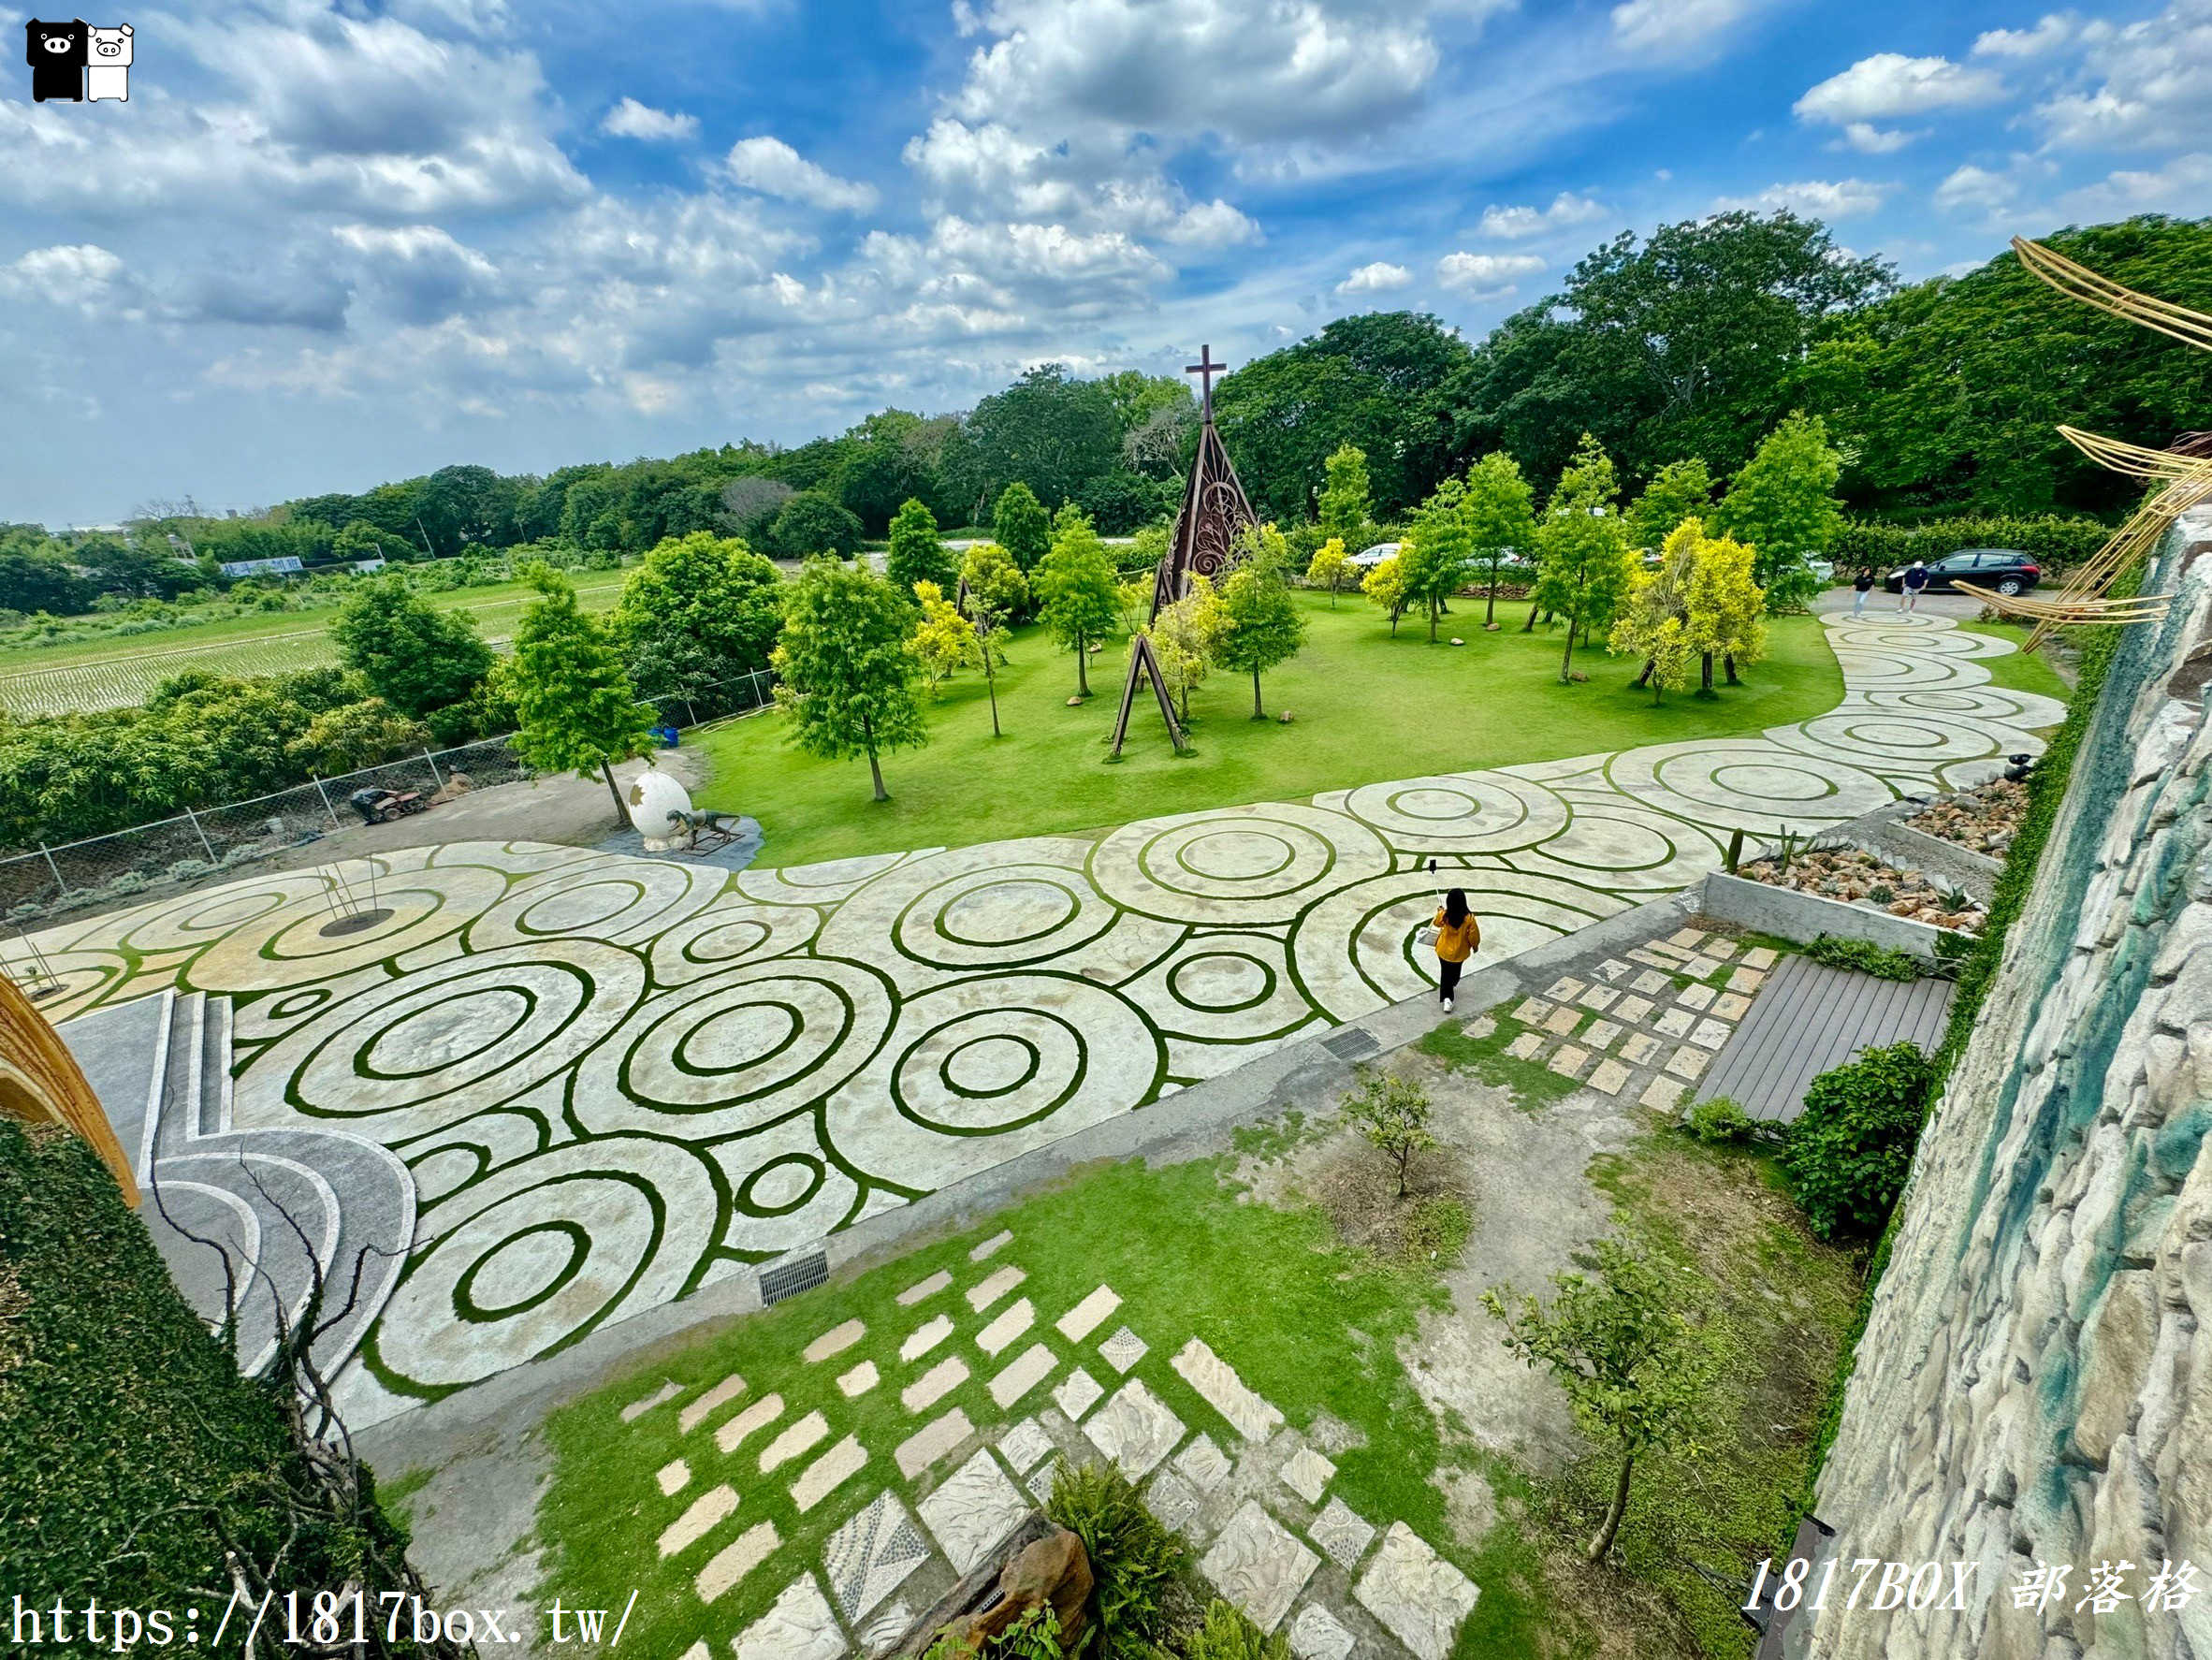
1885, 548, 2042, 596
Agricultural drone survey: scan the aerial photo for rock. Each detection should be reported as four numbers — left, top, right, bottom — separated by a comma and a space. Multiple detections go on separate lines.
1484, 622, 1501, 632
1278, 711, 1295, 723
1066, 696, 1084, 706
1449, 636, 1465, 646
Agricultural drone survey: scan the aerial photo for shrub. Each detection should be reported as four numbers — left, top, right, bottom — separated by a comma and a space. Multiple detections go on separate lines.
1181, 1599, 1291, 1660
1686, 1096, 1757, 1144
1802, 935, 1922, 981
1342, 1069, 1436, 1199
1047, 1460, 1189, 1659
1782, 1041, 1937, 1240
1831, 514, 2111, 577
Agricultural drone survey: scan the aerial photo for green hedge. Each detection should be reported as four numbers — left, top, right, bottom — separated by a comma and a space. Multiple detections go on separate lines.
0, 1120, 414, 1630
1831, 515, 2111, 576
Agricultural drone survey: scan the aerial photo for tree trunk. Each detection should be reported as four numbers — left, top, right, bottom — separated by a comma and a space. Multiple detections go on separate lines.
1395, 1147, 1410, 1199
602, 759, 627, 826
984, 666, 1001, 737
863, 715, 887, 801
1587, 1453, 1635, 1562
1560, 627, 1577, 684
1485, 578, 1498, 626
1076, 637, 1090, 697
1429, 596, 1439, 642
1634, 659, 1652, 689
1522, 600, 1538, 633
1724, 653, 1740, 686
1701, 652, 1714, 692
1251, 666, 1263, 720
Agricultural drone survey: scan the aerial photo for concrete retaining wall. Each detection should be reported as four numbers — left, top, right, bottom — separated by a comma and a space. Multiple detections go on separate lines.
1699, 869, 1958, 957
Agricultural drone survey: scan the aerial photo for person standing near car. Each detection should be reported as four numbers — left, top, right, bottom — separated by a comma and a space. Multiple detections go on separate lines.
1853, 566, 1874, 616
1899, 560, 1928, 615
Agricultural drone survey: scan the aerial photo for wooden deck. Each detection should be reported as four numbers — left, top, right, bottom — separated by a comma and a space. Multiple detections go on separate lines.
1695, 954, 1955, 1123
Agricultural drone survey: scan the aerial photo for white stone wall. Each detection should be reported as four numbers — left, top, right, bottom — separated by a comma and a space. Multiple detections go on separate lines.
1795, 513, 2212, 1660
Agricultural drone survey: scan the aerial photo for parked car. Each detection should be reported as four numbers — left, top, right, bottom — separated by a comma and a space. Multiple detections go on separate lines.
1884, 548, 2043, 597
1349, 541, 1401, 568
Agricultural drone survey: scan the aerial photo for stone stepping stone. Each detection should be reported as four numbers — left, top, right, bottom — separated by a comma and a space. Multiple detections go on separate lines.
1683, 954, 1723, 980
1201, 1499, 1318, 1634
857, 1602, 914, 1658
899, 1314, 953, 1362
1703, 939, 1738, 959
1353, 1522, 1479, 1660
658, 1484, 736, 1558
918, 1450, 1030, 1576
1289, 1603, 1355, 1660
1146, 1468, 1203, 1533
1594, 958, 1634, 983
1619, 1031, 1660, 1065
1639, 1076, 1688, 1114
697, 1521, 779, 1604
621, 1380, 681, 1422
1730, 966, 1768, 992
1665, 1045, 1711, 1082
1084, 1379, 1186, 1479
1053, 1366, 1104, 1421
1652, 1008, 1694, 1037
734, 1572, 845, 1660
761, 1410, 829, 1473
1676, 983, 1715, 1011
1582, 1018, 1621, 1050
1510, 997, 1553, 1025
793, 1435, 868, 1514
989, 1343, 1056, 1409
1026, 1455, 1062, 1505
1541, 1004, 1583, 1036
1543, 976, 1587, 1001
680, 1644, 709, 1660
966, 1265, 1025, 1312
976, 1298, 1036, 1356
997, 1418, 1054, 1475
1278, 1445, 1335, 1506
823, 1493, 932, 1621
837, 1361, 880, 1398
1688, 1018, 1732, 1050
1577, 985, 1620, 1012
1310, 1496, 1375, 1570
1099, 1325, 1148, 1374
1615, 994, 1654, 1024
896, 1270, 951, 1306
1742, 946, 1779, 969
1630, 968, 1673, 995
1055, 1284, 1122, 1342
805, 1320, 866, 1363
969, 1230, 1013, 1261
1174, 1434, 1233, 1493
1712, 992, 1751, 1020
1645, 941, 1693, 965
902, 1357, 968, 1414
656, 1459, 689, 1496
677, 1373, 746, 1434
1668, 929, 1707, 948
1504, 1032, 1542, 1059
895, 1407, 973, 1479
1171, 1338, 1284, 1443
717, 1392, 783, 1455
1586, 1058, 1633, 1096
1547, 1044, 1590, 1079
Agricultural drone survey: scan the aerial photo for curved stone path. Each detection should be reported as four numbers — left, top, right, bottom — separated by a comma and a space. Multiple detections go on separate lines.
25, 613, 2063, 1422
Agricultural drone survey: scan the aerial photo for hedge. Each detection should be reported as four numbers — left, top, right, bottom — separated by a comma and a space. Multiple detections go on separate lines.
1831, 515, 2111, 577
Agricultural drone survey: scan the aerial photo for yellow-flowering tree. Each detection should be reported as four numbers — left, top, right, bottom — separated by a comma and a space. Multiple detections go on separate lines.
1143, 574, 1228, 721
1683, 528, 1768, 689
1608, 519, 1698, 692
910, 579, 981, 697
1304, 537, 1354, 606
1362, 553, 1409, 634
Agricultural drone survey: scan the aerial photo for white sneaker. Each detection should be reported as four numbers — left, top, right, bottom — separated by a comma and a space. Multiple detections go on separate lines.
1442, 994, 1454, 1010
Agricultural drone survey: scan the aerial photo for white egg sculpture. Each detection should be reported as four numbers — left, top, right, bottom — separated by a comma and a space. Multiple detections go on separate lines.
626, 768, 695, 851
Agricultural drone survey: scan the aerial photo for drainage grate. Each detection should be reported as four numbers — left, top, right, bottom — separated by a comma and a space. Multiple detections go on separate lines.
1319, 1027, 1381, 1062
759, 1246, 829, 1306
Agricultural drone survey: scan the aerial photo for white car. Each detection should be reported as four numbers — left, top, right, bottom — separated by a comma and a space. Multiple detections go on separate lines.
1348, 541, 1401, 568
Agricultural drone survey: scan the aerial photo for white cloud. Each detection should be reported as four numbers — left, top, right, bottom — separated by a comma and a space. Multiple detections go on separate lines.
1337, 261, 1412, 294
1794, 54, 2006, 126
1931, 163, 2018, 215
2059, 151, 2212, 216
333, 224, 502, 323
601, 98, 699, 142
1711, 179, 1895, 218
1973, 13, 2082, 57
1838, 122, 1923, 153
6, 243, 124, 291
1609, 0, 1759, 56
2033, 1, 2212, 149
725, 137, 880, 211
1477, 192, 1607, 239
1435, 250, 1545, 297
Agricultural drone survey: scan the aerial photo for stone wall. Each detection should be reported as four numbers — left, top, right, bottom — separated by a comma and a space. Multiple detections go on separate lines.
1793, 510, 2212, 1660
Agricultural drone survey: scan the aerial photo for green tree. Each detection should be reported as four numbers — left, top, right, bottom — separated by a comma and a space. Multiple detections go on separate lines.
1714, 412, 1843, 614
1462, 451, 1538, 627
885, 498, 955, 599
329, 575, 494, 719
1033, 506, 1122, 697
1343, 1070, 1435, 1198
1317, 443, 1373, 544
1624, 458, 1715, 552
1484, 1238, 1712, 1562
1399, 478, 1476, 642
1782, 1041, 1936, 1240
1303, 536, 1353, 606
1533, 435, 1635, 682
609, 531, 784, 713
771, 556, 928, 802
770, 491, 866, 559
1143, 574, 1228, 721
506, 565, 661, 823
1215, 526, 1307, 718
959, 543, 1027, 739
944, 364, 1121, 515
291, 697, 431, 773
331, 519, 389, 563
992, 481, 1053, 575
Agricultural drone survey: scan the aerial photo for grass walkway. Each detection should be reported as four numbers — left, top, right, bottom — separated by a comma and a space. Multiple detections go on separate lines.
694, 592, 1845, 868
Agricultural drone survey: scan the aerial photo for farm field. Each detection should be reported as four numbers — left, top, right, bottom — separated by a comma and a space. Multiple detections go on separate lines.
0, 574, 629, 719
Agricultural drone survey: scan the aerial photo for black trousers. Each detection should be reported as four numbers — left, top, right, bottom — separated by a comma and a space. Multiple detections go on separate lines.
1438, 957, 1463, 1001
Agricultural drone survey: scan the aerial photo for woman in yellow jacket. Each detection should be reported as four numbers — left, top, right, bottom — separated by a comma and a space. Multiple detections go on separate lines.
1432, 885, 1480, 1010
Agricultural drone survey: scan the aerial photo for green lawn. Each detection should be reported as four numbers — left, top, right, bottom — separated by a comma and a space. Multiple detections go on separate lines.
695, 592, 1843, 867
1953, 619, 2074, 705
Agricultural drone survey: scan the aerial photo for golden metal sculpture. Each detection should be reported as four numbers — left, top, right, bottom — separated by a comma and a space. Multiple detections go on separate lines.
0, 971, 138, 1203
1951, 237, 2207, 640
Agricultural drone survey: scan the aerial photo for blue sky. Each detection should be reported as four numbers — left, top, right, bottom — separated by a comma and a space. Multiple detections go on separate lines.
2, 0, 2205, 524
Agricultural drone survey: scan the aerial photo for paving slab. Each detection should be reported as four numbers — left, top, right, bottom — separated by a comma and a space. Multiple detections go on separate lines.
1201, 1499, 1319, 1634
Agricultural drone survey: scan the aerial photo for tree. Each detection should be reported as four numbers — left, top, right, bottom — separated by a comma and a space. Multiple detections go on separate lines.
1303, 537, 1353, 607
910, 580, 982, 697
1484, 1238, 1712, 1563
719, 475, 795, 544
1624, 458, 1715, 552
1609, 518, 1696, 691
945, 364, 1121, 515
885, 498, 955, 599
1714, 413, 1843, 614
1399, 478, 1477, 642
609, 531, 784, 712
992, 482, 1053, 575
292, 697, 431, 774
1462, 451, 1537, 627
1343, 1070, 1436, 1199
1682, 525, 1767, 688
772, 556, 929, 802
1533, 435, 1635, 682
506, 566, 661, 824
1362, 553, 1409, 634
1033, 507, 1122, 698
959, 543, 1027, 738
1143, 575, 1227, 721
329, 576, 494, 719
1077, 469, 1170, 534
770, 491, 866, 559
1317, 443, 1373, 545
1781, 1041, 1936, 1241
1215, 526, 1307, 718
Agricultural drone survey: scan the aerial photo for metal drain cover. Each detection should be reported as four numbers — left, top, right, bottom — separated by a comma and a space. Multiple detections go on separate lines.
1320, 1027, 1381, 1061
759, 1246, 828, 1305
